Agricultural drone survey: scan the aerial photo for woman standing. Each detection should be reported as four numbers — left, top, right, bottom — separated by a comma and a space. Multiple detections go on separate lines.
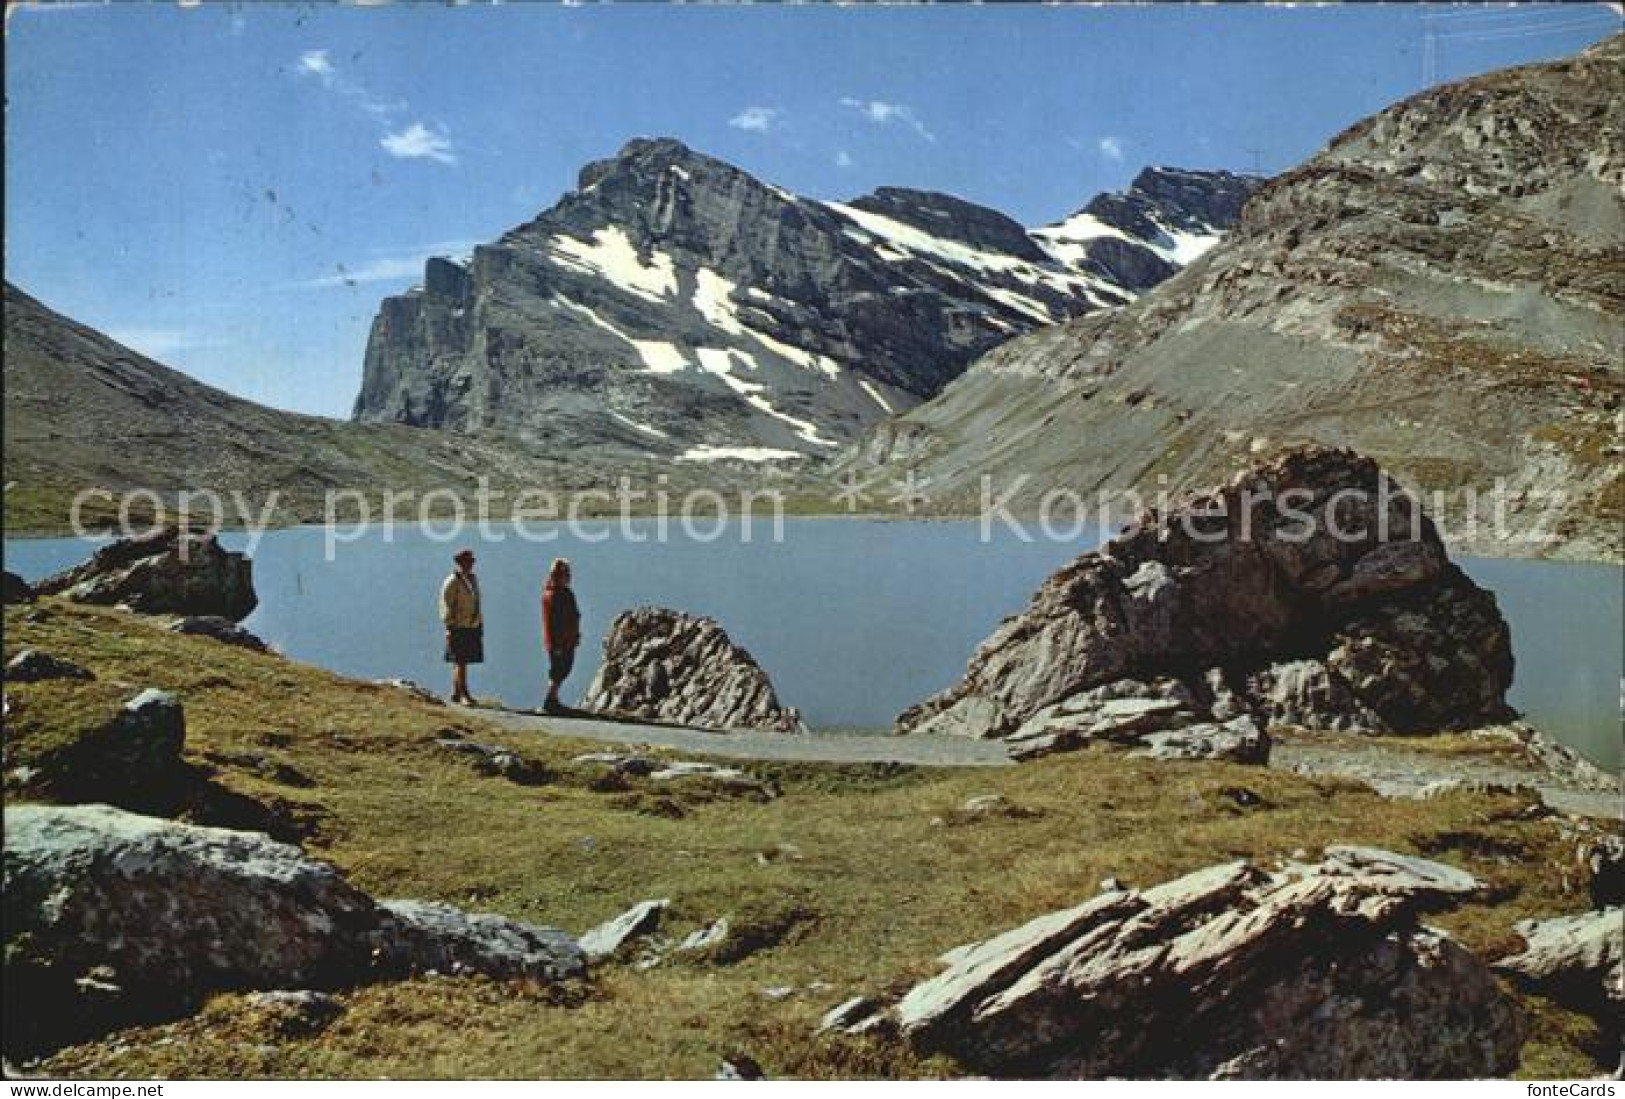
542, 557, 581, 714
439, 548, 483, 706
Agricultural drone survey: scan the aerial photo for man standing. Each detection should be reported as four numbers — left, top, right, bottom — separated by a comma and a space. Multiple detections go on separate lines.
542, 557, 581, 714
440, 548, 483, 706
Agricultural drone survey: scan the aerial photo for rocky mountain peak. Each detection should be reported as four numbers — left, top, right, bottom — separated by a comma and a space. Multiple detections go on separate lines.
1125, 165, 1264, 231
1067, 165, 1265, 247
573, 136, 749, 195
354, 141, 1256, 462
1029, 165, 1264, 291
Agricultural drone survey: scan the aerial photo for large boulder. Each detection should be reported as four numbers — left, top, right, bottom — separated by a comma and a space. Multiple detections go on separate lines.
37, 527, 257, 621
1, 571, 35, 605
2, 804, 585, 1055
4, 648, 94, 683
10, 688, 188, 805
167, 615, 269, 652
1582, 834, 1623, 909
899, 447, 1513, 750
856, 847, 1522, 1079
375, 901, 584, 982
582, 607, 806, 733
1495, 907, 1623, 1016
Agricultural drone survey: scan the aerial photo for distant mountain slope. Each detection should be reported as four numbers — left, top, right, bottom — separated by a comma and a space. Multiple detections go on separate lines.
846, 35, 1624, 561
1, 283, 632, 530
353, 139, 1258, 463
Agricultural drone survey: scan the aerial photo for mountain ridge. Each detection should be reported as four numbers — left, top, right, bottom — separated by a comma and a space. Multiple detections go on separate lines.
352, 139, 1259, 463
842, 34, 1625, 561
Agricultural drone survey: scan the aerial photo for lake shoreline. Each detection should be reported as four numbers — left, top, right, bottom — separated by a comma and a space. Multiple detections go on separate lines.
7, 519, 1621, 770
5, 510, 1621, 566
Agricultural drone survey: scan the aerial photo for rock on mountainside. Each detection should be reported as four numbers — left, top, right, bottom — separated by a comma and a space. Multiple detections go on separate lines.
840, 847, 1523, 1079
582, 606, 806, 733
1496, 907, 1624, 1016
353, 139, 1258, 462
899, 446, 1514, 744
846, 35, 1625, 561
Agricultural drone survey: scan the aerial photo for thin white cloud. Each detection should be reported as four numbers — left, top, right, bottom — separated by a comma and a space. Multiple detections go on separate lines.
295, 50, 453, 163
297, 49, 333, 78
365, 238, 481, 260
840, 97, 935, 142
835, 149, 854, 169
298, 257, 425, 289
381, 121, 457, 164
1098, 135, 1125, 162
728, 106, 782, 133
106, 327, 226, 359
292, 240, 481, 290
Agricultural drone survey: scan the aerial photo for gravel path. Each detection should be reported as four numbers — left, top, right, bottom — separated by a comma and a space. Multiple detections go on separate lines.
475, 708, 1618, 813
476, 708, 1013, 767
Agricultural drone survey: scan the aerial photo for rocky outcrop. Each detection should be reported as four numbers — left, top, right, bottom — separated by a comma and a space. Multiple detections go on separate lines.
570, 752, 775, 798
846, 35, 1625, 562
2, 803, 376, 1053
374, 900, 582, 982
37, 527, 257, 621
579, 899, 670, 962
12, 688, 187, 804
434, 733, 548, 785
353, 138, 1258, 461
4, 648, 94, 683
1583, 834, 1623, 909
583, 607, 806, 733
846, 847, 1522, 1079
2, 571, 35, 605
2, 804, 585, 1055
167, 615, 269, 652
899, 447, 1513, 752
1495, 908, 1624, 1015
1000, 678, 1269, 763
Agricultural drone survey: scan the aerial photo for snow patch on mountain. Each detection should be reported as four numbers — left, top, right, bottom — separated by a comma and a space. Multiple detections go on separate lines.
859, 378, 896, 413
677, 444, 806, 463
610, 411, 671, 439
697, 347, 837, 448
547, 226, 678, 303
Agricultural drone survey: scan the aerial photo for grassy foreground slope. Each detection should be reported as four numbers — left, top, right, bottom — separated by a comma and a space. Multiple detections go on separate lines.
2, 599, 1612, 1078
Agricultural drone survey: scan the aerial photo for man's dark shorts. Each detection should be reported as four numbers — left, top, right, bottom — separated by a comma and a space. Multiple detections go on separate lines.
549, 646, 576, 686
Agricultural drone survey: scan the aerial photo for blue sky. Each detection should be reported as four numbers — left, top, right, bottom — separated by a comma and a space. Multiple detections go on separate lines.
6, 2, 1619, 418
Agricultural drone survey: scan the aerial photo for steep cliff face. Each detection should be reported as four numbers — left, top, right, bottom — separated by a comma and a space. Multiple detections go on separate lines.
353, 139, 1258, 463
846, 35, 1624, 560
